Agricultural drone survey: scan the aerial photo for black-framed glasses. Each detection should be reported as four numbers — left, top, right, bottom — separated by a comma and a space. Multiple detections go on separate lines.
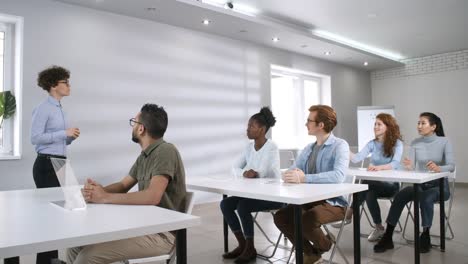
129, 118, 143, 127
306, 119, 318, 124
57, 80, 70, 86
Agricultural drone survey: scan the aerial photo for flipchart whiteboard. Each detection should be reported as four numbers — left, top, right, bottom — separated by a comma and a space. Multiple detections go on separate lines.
357, 106, 395, 151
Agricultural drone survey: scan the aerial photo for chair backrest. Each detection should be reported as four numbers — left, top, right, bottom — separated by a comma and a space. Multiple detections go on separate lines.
184, 191, 195, 214
343, 174, 357, 204
279, 150, 295, 169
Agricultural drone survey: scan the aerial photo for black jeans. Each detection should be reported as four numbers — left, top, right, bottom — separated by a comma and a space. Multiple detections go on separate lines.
31, 155, 62, 264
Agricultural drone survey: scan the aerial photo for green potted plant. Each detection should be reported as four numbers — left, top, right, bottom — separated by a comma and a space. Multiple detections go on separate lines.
0, 90, 16, 129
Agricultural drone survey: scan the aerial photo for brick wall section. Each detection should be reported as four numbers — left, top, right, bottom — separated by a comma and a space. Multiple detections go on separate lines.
372, 49, 468, 80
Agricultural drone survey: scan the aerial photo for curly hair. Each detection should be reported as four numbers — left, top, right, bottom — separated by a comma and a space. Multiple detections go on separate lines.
376, 113, 402, 157
251, 106, 276, 133
37, 66, 70, 92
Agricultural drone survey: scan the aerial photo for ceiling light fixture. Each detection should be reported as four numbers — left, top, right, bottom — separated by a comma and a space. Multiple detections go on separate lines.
201, 0, 259, 16
145, 7, 157, 12
301, 44, 308, 48
363, 61, 369, 66
224, 2, 234, 9
313, 29, 404, 61
324, 51, 331, 56
272, 37, 280, 42
202, 19, 211, 25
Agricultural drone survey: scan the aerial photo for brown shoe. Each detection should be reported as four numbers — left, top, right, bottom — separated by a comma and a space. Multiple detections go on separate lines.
304, 253, 323, 264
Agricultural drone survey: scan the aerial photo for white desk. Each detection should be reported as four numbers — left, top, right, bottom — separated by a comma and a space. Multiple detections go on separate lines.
187, 177, 367, 264
348, 168, 450, 264
0, 187, 200, 264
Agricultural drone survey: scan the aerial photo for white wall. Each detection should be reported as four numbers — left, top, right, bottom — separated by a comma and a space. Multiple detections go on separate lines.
372, 68, 468, 182
0, 0, 371, 200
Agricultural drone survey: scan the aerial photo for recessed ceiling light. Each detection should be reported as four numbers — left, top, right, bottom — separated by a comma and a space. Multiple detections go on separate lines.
324, 51, 331, 56
300, 44, 308, 48
145, 7, 157, 12
364, 61, 369, 66
202, 19, 211, 25
239, 29, 248, 33
272, 37, 280, 42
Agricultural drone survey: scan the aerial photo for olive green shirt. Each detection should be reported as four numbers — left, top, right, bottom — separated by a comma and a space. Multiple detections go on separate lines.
129, 138, 187, 212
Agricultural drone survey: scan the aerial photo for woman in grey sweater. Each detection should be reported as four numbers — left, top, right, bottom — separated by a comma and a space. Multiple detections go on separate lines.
374, 112, 455, 254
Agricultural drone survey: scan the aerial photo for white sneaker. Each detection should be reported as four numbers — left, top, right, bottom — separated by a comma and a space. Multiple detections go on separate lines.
330, 218, 351, 228
368, 228, 385, 242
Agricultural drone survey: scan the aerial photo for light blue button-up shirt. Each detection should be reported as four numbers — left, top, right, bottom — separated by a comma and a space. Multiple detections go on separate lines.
292, 134, 350, 207
30, 96, 74, 156
352, 139, 403, 169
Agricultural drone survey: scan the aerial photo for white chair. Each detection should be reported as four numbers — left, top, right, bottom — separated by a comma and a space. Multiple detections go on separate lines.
402, 169, 456, 242
254, 149, 295, 259
286, 174, 357, 264
124, 192, 196, 264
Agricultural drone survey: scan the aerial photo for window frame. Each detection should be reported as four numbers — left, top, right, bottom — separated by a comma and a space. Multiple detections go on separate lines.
270, 65, 331, 150
0, 13, 23, 160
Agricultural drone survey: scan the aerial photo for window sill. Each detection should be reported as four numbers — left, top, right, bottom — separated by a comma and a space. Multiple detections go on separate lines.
0, 154, 21, 160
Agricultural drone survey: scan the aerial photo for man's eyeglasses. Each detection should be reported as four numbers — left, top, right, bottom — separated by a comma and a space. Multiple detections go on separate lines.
57, 80, 70, 86
306, 119, 318, 124
129, 118, 144, 127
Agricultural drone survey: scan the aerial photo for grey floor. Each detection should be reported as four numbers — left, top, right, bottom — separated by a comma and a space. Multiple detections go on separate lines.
5, 185, 468, 264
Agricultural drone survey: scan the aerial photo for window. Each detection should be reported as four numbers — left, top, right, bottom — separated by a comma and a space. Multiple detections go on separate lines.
0, 30, 4, 148
270, 65, 331, 150
0, 14, 23, 159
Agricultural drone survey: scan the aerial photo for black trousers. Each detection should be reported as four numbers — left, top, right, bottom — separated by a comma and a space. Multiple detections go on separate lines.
33, 155, 62, 264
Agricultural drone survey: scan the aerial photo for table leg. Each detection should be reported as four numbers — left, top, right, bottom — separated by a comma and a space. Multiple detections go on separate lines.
353, 192, 361, 264
294, 205, 303, 264
439, 178, 445, 252
176, 229, 187, 264
223, 194, 229, 253
413, 184, 420, 264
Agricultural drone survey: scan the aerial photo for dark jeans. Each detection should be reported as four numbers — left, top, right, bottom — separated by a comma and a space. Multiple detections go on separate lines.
387, 179, 450, 228
220, 197, 284, 238
31, 155, 61, 264
353, 181, 400, 225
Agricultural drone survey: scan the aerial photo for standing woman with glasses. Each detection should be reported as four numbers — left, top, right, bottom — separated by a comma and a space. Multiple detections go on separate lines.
335, 113, 403, 242
27, 66, 79, 264
220, 107, 283, 264
374, 112, 455, 254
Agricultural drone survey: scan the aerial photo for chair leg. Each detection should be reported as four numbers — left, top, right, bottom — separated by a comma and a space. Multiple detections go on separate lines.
253, 212, 278, 246
256, 232, 286, 259
287, 245, 295, 264
361, 206, 375, 229
402, 202, 415, 242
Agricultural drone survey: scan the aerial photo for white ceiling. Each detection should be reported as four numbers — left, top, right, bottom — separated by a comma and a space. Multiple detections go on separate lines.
54, 0, 468, 70
233, 0, 468, 59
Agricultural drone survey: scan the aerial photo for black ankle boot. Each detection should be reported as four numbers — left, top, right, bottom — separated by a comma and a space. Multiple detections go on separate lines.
374, 233, 394, 253
420, 230, 431, 253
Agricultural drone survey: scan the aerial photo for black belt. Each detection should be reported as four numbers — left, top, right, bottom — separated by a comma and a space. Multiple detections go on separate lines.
37, 153, 67, 159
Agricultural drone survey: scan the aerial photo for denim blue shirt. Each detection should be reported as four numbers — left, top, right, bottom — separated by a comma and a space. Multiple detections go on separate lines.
292, 134, 350, 207
30, 96, 74, 156
352, 139, 403, 169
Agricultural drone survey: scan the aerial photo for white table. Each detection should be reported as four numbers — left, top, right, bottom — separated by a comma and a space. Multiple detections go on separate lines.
0, 187, 200, 264
348, 168, 450, 264
187, 177, 368, 264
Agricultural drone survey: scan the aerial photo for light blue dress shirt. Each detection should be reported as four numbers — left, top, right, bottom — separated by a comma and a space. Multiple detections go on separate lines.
30, 96, 74, 156
292, 134, 350, 207
352, 139, 403, 169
